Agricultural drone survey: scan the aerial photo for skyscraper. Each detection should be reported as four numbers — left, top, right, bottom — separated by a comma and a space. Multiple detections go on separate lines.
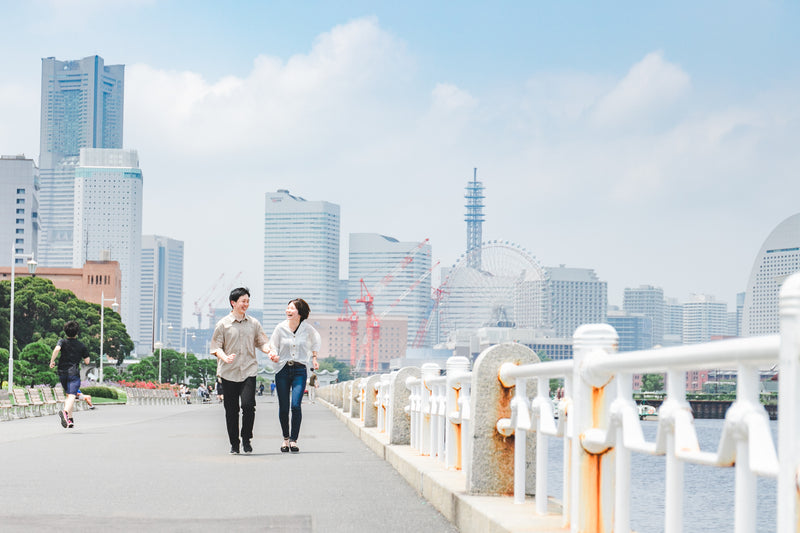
545, 265, 607, 338
623, 285, 664, 346
348, 233, 432, 346
38, 55, 125, 267
663, 297, 684, 346
607, 310, 653, 352
263, 190, 340, 321
140, 235, 184, 353
742, 212, 800, 337
72, 148, 142, 347
682, 294, 728, 344
0, 155, 39, 265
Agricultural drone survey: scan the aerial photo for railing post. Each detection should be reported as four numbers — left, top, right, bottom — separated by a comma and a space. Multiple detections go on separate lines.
467, 342, 539, 495
390, 367, 419, 445
446, 356, 470, 470
363, 375, 380, 428
349, 379, 360, 418
420, 363, 440, 456
571, 324, 618, 533
778, 272, 800, 532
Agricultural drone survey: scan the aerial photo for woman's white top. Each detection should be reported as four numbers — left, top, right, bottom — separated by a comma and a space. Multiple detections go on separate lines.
268, 319, 321, 372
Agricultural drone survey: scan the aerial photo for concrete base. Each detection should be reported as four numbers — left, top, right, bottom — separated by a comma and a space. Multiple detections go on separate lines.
322, 399, 568, 533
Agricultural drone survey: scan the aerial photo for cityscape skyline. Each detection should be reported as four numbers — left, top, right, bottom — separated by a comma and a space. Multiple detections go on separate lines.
1, 3, 798, 327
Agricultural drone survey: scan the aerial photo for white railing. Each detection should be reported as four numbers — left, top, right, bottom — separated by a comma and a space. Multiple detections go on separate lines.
319, 272, 800, 533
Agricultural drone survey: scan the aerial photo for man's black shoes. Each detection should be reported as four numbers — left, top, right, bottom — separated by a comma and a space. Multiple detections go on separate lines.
243, 440, 253, 454
229, 445, 240, 455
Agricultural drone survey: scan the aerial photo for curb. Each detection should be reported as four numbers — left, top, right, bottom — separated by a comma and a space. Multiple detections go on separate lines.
321, 399, 568, 533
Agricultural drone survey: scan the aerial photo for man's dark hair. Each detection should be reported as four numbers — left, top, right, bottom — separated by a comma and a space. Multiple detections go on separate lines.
64, 320, 80, 338
289, 298, 310, 322
229, 287, 251, 307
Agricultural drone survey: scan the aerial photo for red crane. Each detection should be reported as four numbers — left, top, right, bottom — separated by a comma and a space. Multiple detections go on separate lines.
356, 279, 380, 372
337, 299, 359, 366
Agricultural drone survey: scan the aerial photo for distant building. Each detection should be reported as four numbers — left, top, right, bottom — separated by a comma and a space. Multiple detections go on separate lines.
683, 294, 728, 344
0, 155, 39, 265
663, 297, 684, 346
742, 213, 800, 336
545, 265, 607, 338
140, 235, 184, 354
607, 310, 653, 352
348, 233, 432, 347
38, 55, 125, 267
623, 285, 664, 345
72, 148, 142, 345
0, 260, 121, 306
263, 190, 340, 320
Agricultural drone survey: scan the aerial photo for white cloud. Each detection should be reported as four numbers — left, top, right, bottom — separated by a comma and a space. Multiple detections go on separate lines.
591, 51, 691, 129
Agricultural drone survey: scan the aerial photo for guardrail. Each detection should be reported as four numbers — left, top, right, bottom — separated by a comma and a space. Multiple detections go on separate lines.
320, 272, 800, 533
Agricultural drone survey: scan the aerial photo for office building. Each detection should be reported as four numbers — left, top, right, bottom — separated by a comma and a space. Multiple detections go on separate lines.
38, 55, 125, 267
348, 233, 432, 346
545, 265, 607, 338
663, 297, 684, 346
607, 310, 653, 352
0, 260, 121, 305
72, 148, 142, 347
140, 235, 184, 354
682, 294, 728, 344
623, 285, 664, 346
742, 213, 800, 336
263, 190, 339, 320
0, 155, 39, 265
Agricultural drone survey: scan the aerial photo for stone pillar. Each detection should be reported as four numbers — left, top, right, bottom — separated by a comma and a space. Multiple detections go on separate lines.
349, 379, 360, 418
389, 367, 420, 445
467, 342, 540, 496
363, 375, 381, 428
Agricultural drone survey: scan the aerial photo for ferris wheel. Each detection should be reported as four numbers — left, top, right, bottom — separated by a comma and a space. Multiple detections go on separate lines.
436, 240, 551, 342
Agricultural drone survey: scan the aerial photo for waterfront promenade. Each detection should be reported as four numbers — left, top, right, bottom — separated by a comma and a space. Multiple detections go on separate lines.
0, 396, 458, 533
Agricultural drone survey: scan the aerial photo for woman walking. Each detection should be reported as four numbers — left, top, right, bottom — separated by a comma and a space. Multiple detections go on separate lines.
267, 298, 320, 453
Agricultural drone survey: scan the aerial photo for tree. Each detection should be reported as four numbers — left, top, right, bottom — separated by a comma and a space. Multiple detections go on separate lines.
0, 277, 133, 368
641, 373, 665, 392
318, 357, 351, 382
18, 341, 58, 386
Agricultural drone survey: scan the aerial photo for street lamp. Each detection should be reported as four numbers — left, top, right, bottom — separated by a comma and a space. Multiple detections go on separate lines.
99, 290, 119, 383
8, 246, 36, 393
157, 319, 173, 383
182, 328, 195, 384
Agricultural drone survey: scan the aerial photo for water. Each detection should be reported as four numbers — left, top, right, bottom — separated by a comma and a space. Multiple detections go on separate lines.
545, 418, 778, 532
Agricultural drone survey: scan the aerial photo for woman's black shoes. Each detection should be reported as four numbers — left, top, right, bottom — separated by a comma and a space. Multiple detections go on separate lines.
281, 440, 290, 453
289, 442, 299, 453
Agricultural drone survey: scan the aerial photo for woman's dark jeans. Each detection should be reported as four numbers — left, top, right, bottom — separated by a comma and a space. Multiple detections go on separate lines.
275, 363, 307, 441
221, 376, 256, 447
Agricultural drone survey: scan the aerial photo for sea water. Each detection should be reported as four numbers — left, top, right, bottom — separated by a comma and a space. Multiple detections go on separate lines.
546, 418, 777, 532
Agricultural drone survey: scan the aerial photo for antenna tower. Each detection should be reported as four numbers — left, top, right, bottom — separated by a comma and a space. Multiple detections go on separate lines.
464, 168, 485, 269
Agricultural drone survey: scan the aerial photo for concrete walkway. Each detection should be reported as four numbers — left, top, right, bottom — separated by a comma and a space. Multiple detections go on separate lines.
0, 395, 458, 532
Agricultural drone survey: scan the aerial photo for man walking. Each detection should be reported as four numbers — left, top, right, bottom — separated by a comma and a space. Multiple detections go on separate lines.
210, 287, 270, 454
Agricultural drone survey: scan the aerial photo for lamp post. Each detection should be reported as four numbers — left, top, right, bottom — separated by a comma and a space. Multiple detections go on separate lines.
8, 246, 36, 393
99, 291, 119, 383
182, 328, 195, 384
157, 319, 173, 383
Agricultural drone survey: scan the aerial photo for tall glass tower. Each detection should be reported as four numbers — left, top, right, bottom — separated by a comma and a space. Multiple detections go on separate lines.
263, 190, 340, 323
38, 55, 125, 267
140, 235, 185, 354
73, 148, 142, 347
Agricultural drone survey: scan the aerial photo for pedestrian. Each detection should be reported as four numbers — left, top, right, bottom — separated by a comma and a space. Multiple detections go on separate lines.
270, 382, 275, 396
308, 371, 318, 404
210, 287, 271, 455
76, 389, 94, 409
267, 298, 320, 453
49, 320, 90, 428
258, 383, 265, 396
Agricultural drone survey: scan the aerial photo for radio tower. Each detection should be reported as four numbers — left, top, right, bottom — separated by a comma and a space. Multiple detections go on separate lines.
464, 168, 485, 269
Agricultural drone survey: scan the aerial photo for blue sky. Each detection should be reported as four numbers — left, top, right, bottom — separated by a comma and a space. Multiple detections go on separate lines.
1, 0, 799, 328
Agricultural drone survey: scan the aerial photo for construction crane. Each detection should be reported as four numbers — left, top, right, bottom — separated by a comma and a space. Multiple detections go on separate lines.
192, 272, 243, 329
206, 271, 243, 327
355, 260, 439, 373
193, 273, 225, 328
412, 285, 447, 348
337, 299, 359, 366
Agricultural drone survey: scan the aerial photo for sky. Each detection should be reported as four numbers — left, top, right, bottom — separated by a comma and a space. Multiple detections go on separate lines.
1, 0, 799, 328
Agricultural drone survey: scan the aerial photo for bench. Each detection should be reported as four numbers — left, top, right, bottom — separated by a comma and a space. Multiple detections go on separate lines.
53, 386, 85, 411
25, 388, 47, 416
0, 390, 19, 420
41, 386, 62, 413
12, 388, 37, 417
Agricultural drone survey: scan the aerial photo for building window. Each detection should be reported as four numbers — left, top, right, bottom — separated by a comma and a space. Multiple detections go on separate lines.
16, 198, 25, 204
16, 219, 24, 224
16, 209, 24, 214
16, 188, 25, 194
15, 238, 23, 244
15, 229, 23, 234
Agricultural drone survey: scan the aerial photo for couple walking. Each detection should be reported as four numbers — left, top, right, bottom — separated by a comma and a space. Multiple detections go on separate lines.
210, 287, 320, 455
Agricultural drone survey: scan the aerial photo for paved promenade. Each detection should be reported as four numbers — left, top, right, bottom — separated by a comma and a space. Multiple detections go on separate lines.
0, 395, 458, 533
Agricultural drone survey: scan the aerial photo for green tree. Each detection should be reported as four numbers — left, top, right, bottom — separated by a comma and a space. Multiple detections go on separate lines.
318, 356, 351, 382
642, 373, 665, 392
18, 341, 58, 386
0, 277, 133, 369
0, 347, 8, 385
196, 358, 217, 386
